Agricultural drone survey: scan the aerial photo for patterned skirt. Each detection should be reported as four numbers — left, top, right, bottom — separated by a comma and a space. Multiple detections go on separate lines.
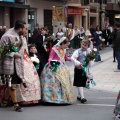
41, 64, 75, 104
16, 54, 41, 105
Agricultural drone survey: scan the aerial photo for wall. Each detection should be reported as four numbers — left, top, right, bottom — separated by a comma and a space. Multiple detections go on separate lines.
26, 0, 61, 26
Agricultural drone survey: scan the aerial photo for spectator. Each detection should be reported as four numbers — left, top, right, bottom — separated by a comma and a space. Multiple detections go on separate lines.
113, 23, 120, 72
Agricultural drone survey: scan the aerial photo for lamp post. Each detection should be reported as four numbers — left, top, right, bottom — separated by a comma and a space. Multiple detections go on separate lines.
98, 0, 102, 30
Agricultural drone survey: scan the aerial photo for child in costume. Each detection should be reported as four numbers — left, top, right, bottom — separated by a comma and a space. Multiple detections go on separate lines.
71, 39, 91, 103
29, 44, 42, 76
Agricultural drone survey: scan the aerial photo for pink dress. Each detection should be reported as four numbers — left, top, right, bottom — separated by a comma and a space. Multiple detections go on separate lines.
40, 45, 75, 104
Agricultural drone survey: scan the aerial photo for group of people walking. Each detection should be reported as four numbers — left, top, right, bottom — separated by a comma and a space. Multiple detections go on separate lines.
0, 19, 97, 112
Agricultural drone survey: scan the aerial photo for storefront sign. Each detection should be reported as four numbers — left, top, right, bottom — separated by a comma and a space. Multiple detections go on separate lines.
2, 0, 15, 2
67, 8, 82, 15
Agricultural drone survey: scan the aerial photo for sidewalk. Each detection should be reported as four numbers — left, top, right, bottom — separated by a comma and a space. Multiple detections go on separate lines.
67, 47, 120, 93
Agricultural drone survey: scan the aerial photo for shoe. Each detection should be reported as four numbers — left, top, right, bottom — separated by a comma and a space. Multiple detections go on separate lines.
13, 102, 23, 112
80, 98, 87, 103
77, 97, 81, 101
113, 61, 116, 62
114, 69, 120, 72
14, 106, 23, 112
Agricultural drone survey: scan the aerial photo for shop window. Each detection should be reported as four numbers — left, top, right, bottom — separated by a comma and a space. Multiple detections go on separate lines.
84, 0, 90, 5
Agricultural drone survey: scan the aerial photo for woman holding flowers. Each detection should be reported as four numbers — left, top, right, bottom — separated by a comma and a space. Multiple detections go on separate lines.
41, 37, 75, 104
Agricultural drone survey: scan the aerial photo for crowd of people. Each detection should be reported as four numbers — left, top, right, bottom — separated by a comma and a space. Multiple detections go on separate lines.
0, 20, 119, 120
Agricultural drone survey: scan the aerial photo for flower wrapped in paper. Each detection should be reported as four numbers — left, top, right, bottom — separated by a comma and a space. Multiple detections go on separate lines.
0, 42, 19, 87
30, 57, 40, 70
0, 43, 18, 61
50, 60, 60, 71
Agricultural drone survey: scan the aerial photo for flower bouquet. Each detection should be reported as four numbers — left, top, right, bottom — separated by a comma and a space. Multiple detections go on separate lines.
82, 48, 97, 74
30, 57, 40, 70
85, 48, 97, 66
50, 60, 60, 71
44, 33, 55, 43
0, 43, 18, 61
102, 38, 105, 42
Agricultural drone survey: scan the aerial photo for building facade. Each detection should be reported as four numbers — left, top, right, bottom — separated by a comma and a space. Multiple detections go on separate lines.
0, 0, 29, 29
106, 0, 120, 26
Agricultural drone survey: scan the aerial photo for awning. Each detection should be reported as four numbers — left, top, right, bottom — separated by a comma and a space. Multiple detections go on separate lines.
0, 2, 30, 9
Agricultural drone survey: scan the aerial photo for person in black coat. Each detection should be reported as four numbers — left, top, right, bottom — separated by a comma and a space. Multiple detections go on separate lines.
111, 25, 117, 62
35, 28, 48, 67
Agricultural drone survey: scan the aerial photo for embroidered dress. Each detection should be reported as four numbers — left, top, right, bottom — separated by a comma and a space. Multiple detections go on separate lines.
16, 37, 41, 105
41, 45, 75, 104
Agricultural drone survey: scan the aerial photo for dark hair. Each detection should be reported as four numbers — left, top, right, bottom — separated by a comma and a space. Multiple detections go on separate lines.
29, 44, 37, 50
14, 20, 26, 30
60, 38, 70, 45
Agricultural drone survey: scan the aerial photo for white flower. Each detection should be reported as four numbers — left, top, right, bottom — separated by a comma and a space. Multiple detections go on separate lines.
52, 33, 55, 36
30, 57, 40, 63
102, 38, 105, 42
93, 48, 97, 52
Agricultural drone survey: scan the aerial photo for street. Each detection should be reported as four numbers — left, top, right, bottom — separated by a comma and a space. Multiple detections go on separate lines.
0, 47, 119, 120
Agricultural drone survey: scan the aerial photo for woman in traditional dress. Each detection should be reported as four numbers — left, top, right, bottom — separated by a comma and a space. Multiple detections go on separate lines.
41, 37, 75, 104
16, 30, 41, 105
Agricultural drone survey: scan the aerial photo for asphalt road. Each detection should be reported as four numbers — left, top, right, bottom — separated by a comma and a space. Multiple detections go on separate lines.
0, 47, 118, 120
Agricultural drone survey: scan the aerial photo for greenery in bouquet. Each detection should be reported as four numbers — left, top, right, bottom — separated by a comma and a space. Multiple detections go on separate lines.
44, 33, 55, 43
30, 57, 40, 70
0, 43, 18, 61
85, 48, 97, 66
50, 60, 60, 71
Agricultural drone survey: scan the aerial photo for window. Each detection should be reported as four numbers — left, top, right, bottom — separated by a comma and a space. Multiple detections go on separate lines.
84, 0, 89, 5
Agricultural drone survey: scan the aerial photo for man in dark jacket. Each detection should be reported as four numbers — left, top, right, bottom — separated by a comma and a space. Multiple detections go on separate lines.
113, 23, 120, 71
35, 28, 48, 67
